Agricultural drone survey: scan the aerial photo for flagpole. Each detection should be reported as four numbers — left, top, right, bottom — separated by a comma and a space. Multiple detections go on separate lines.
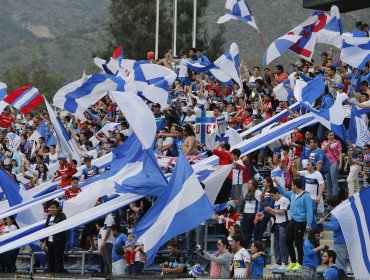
192, 0, 197, 48
258, 32, 267, 50
155, 0, 160, 60
173, 0, 178, 57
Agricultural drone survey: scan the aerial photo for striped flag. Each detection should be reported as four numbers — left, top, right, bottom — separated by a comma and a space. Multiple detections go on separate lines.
317, 5, 343, 49
112, 45, 123, 64
0, 82, 7, 100
217, 0, 259, 32
195, 111, 215, 149
3, 84, 43, 114
331, 188, 370, 278
340, 31, 370, 69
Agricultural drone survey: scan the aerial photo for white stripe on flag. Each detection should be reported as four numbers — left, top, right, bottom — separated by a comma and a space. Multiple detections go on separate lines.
12, 87, 39, 109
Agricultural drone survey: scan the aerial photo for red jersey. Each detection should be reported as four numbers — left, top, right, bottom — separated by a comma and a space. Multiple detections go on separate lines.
222, 212, 239, 230
59, 163, 77, 187
212, 148, 234, 179
0, 114, 14, 129
65, 187, 82, 200
292, 132, 304, 157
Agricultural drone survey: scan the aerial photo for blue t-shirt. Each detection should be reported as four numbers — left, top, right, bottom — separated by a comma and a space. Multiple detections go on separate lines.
302, 240, 320, 269
172, 137, 185, 157
250, 255, 264, 278
324, 266, 340, 280
112, 233, 127, 262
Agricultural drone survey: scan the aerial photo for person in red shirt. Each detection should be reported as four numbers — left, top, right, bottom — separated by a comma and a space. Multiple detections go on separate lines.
214, 200, 239, 231
0, 108, 15, 130
274, 65, 288, 85
213, 142, 234, 204
64, 177, 82, 200
57, 155, 77, 188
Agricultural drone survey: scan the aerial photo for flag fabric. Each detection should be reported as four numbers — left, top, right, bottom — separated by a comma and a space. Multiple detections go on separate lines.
53, 74, 125, 121
217, 0, 259, 31
215, 127, 243, 147
348, 105, 370, 147
195, 111, 216, 149
133, 152, 214, 264
110, 91, 156, 150
273, 79, 293, 104
317, 5, 343, 49
3, 84, 43, 114
331, 188, 370, 278
300, 95, 347, 141
44, 98, 81, 163
28, 121, 57, 147
263, 12, 329, 65
0, 82, 7, 100
294, 74, 325, 104
6, 133, 22, 153
340, 31, 370, 69
155, 154, 204, 170
112, 46, 124, 64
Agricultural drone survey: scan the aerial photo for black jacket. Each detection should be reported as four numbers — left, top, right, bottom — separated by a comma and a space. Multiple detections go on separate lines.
44, 212, 67, 243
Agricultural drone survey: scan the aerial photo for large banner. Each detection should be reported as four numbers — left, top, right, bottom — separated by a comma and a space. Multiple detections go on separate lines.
195, 111, 216, 150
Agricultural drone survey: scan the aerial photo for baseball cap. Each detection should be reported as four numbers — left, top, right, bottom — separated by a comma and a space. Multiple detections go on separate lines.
152, 103, 161, 108
58, 155, 67, 161
334, 84, 344, 90
321, 51, 328, 57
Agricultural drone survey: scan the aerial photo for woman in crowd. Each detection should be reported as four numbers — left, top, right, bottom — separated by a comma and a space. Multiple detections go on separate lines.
214, 200, 239, 235
3, 216, 20, 273
321, 130, 342, 197
302, 229, 327, 280
239, 179, 262, 248
197, 237, 231, 279
227, 224, 243, 244
250, 241, 266, 279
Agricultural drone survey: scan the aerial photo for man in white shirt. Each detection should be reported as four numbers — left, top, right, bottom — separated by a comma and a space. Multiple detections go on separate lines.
231, 234, 250, 278
293, 159, 325, 230
248, 67, 263, 89
99, 213, 115, 277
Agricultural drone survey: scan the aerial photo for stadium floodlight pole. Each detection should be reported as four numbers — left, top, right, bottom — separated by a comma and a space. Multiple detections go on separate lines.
173, 0, 178, 57
155, 0, 160, 60
192, 0, 197, 48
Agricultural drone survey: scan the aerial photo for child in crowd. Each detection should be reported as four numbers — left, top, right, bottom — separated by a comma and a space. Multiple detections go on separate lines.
124, 233, 138, 265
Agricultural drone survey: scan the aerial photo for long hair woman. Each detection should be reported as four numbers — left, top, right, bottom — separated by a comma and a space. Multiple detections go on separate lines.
3, 216, 20, 273
302, 229, 326, 280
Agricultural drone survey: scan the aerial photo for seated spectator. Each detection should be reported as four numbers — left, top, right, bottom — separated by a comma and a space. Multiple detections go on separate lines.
160, 240, 187, 275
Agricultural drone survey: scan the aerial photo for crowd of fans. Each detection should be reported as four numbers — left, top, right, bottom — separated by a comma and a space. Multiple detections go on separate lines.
0, 20, 368, 279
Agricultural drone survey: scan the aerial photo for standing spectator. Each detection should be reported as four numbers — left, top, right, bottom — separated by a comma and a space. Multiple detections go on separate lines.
275, 178, 313, 271
248, 67, 263, 89
111, 224, 127, 276
214, 200, 239, 233
197, 238, 232, 279
265, 187, 290, 270
160, 240, 187, 276
250, 241, 266, 279
302, 229, 327, 280
0, 108, 15, 132
344, 142, 362, 196
308, 137, 327, 173
213, 142, 234, 203
125, 235, 145, 275
239, 179, 262, 248
80, 157, 99, 181
231, 148, 248, 201
321, 131, 342, 197
317, 197, 349, 273
40, 201, 67, 273
56, 155, 77, 188
3, 216, 20, 273
292, 159, 325, 230
99, 213, 115, 277
351, 144, 370, 189
274, 65, 288, 84
95, 219, 106, 274
231, 234, 250, 279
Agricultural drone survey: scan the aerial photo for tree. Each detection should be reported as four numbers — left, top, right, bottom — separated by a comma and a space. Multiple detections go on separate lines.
102, 0, 225, 60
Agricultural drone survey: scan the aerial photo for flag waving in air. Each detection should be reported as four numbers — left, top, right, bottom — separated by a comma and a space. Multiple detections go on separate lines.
133, 152, 214, 264
2, 84, 43, 114
340, 31, 370, 69
112, 45, 124, 65
218, 0, 259, 32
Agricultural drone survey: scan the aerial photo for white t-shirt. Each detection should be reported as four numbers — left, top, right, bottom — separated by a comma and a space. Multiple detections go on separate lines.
103, 214, 115, 244
184, 114, 196, 124
233, 248, 251, 278
49, 152, 59, 165
85, 149, 98, 160
274, 196, 290, 224
232, 159, 245, 185
178, 58, 189, 78
3, 224, 18, 234
298, 170, 324, 200
249, 76, 263, 88
48, 216, 55, 242
243, 189, 262, 214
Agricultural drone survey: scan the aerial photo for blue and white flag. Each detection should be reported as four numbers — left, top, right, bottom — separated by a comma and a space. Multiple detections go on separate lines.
273, 80, 293, 104
28, 121, 57, 147
331, 188, 370, 278
0, 82, 7, 100
133, 152, 214, 264
53, 73, 125, 121
348, 105, 370, 147
317, 5, 343, 49
294, 74, 325, 104
195, 111, 215, 149
110, 91, 156, 150
340, 31, 370, 69
263, 34, 302, 65
45, 98, 81, 163
300, 94, 347, 141
217, 0, 259, 31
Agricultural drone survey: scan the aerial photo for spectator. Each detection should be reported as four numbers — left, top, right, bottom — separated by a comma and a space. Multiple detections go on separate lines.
275, 178, 313, 271
80, 156, 99, 181
322, 250, 345, 280
3, 216, 20, 273
230, 148, 248, 201
197, 237, 232, 279
111, 224, 127, 276
182, 124, 198, 156
351, 144, 370, 189
214, 200, 239, 233
40, 201, 67, 273
99, 213, 115, 277
64, 176, 82, 200
265, 187, 290, 270
250, 241, 266, 279
227, 223, 243, 244
321, 131, 342, 198
56, 155, 77, 188
160, 240, 187, 276
274, 65, 288, 85
230, 234, 250, 279
125, 234, 145, 275
344, 142, 362, 196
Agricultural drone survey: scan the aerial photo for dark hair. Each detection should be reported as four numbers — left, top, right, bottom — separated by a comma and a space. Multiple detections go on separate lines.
183, 124, 195, 137
310, 136, 320, 145
38, 163, 49, 181
6, 216, 19, 229
71, 176, 79, 182
95, 218, 104, 228
275, 65, 284, 72
269, 187, 280, 195
246, 179, 259, 201
308, 229, 321, 248
223, 142, 231, 151
111, 224, 122, 233
232, 234, 244, 245
328, 66, 336, 72
292, 178, 302, 189
255, 79, 264, 86
252, 241, 267, 266
167, 240, 179, 249
230, 224, 242, 237
360, 80, 369, 87
325, 196, 339, 207
72, 159, 77, 166
263, 177, 273, 189
220, 237, 229, 248
325, 130, 335, 138
48, 200, 60, 208
231, 148, 241, 158
325, 249, 337, 263
84, 140, 93, 148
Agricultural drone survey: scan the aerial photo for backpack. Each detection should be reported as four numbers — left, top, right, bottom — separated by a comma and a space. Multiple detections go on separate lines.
332, 266, 348, 280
